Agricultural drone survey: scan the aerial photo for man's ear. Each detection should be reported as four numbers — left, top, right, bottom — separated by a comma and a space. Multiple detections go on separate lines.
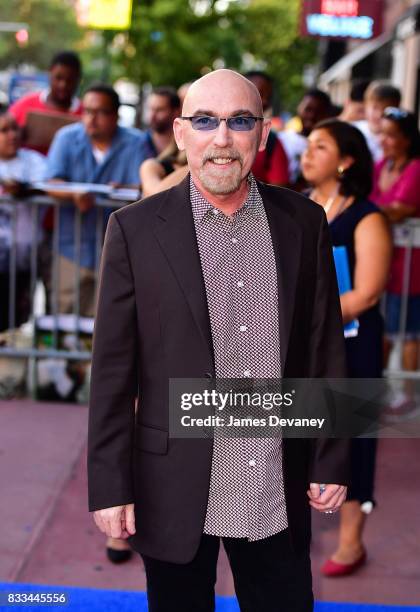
258, 118, 271, 152
173, 118, 185, 151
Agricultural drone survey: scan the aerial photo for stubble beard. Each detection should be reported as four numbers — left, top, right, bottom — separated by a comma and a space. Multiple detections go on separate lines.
153, 122, 172, 134
198, 151, 243, 195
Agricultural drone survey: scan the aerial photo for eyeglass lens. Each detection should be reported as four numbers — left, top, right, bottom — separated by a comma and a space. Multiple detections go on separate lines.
191, 116, 257, 131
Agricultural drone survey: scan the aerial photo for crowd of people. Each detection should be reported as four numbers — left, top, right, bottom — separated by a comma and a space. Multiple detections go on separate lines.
1, 50, 420, 573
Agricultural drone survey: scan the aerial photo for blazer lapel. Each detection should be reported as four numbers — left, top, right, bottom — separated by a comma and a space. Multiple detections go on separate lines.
259, 183, 302, 374
153, 176, 302, 376
153, 175, 214, 368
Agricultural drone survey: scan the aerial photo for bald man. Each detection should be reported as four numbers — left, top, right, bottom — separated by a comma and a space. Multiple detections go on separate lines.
88, 69, 349, 611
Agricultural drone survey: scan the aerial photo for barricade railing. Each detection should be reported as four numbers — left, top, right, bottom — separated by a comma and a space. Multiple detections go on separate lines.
382, 217, 420, 380
0, 193, 126, 398
0, 194, 419, 397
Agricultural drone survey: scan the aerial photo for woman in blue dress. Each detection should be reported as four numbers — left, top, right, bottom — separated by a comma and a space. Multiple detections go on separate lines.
301, 119, 392, 576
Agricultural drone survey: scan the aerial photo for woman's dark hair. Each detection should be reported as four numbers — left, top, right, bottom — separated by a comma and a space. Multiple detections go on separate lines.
313, 118, 373, 198
382, 107, 420, 159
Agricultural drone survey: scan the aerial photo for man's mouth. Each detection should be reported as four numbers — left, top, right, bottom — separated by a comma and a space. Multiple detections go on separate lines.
208, 157, 237, 166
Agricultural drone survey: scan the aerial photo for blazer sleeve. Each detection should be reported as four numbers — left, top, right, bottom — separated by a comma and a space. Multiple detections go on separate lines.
88, 212, 138, 512
308, 212, 351, 486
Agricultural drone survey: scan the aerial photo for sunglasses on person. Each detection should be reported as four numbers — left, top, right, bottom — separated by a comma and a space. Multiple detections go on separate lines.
383, 107, 409, 120
181, 115, 264, 131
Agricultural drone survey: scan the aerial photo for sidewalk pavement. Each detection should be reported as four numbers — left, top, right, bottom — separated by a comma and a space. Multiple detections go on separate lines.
1, 399, 419, 605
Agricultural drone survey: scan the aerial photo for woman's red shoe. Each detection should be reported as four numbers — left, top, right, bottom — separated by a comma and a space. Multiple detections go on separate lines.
321, 551, 367, 577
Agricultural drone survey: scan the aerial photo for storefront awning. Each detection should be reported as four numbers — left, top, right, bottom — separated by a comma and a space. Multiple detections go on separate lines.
319, 32, 392, 86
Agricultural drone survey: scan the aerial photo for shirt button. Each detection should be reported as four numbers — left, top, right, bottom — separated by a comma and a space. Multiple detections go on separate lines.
231, 237, 238, 244
237, 280, 244, 288
239, 325, 247, 332
243, 370, 251, 377
212, 209, 219, 215
249, 459, 256, 467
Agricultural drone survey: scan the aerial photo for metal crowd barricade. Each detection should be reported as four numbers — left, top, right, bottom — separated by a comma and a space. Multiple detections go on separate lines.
383, 217, 420, 380
0, 193, 128, 398
0, 194, 419, 397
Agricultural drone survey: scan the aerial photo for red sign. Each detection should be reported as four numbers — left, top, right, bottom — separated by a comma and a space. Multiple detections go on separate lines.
300, 0, 383, 39
321, 0, 359, 17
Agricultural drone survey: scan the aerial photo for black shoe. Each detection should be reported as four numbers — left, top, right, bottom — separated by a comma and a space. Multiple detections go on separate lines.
106, 546, 133, 564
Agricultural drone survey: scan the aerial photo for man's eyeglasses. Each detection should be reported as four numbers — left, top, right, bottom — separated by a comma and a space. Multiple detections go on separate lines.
383, 107, 409, 120
83, 108, 115, 117
181, 115, 264, 131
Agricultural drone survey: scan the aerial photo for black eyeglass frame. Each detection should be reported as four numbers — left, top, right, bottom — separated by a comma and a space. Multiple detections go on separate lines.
181, 115, 264, 131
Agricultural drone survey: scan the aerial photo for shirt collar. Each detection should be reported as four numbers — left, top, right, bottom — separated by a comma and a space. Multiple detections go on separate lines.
82, 125, 124, 157
39, 88, 81, 112
190, 173, 263, 223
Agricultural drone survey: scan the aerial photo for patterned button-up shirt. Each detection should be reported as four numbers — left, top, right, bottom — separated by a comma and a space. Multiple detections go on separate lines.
190, 174, 288, 541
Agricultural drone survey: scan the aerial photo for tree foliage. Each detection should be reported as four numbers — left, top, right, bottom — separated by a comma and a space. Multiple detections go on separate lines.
241, 0, 317, 110
0, 0, 82, 70
113, 0, 316, 111
115, 0, 245, 87
0, 0, 316, 113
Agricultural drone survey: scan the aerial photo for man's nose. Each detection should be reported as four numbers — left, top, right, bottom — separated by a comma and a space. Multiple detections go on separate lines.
212, 119, 233, 147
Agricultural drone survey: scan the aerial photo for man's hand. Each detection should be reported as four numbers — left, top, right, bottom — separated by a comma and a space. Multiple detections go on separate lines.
93, 503, 136, 539
73, 192, 95, 213
307, 483, 347, 514
1, 179, 24, 197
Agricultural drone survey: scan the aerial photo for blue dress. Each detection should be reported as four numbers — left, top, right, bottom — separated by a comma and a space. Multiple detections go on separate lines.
329, 198, 384, 505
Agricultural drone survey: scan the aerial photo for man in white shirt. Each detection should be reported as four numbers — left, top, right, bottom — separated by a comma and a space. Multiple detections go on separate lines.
353, 81, 401, 162
0, 111, 46, 331
338, 79, 370, 123
279, 89, 332, 185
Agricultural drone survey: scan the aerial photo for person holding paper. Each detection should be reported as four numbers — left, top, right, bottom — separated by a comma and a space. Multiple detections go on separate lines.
45, 84, 152, 317
302, 119, 392, 576
8, 51, 83, 155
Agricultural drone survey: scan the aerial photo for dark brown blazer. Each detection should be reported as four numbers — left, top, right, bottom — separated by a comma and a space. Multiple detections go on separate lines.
88, 174, 349, 564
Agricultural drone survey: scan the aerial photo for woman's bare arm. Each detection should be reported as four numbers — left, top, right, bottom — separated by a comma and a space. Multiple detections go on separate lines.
340, 212, 392, 323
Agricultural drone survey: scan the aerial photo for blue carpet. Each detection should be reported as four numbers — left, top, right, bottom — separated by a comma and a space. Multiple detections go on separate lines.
0, 583, 419, 611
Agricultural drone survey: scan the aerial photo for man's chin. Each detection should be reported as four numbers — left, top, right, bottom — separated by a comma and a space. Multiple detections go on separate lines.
152, 125, 171, 134
199, 173, 242, 196
199, 164, 244, 195
55, 96, 73, 106
203, 183, 240, 196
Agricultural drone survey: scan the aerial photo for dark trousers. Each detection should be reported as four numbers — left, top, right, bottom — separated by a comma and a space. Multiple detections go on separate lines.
141, 529, 313, 612
347, 437, 378, 505
0, 272, 31, 333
